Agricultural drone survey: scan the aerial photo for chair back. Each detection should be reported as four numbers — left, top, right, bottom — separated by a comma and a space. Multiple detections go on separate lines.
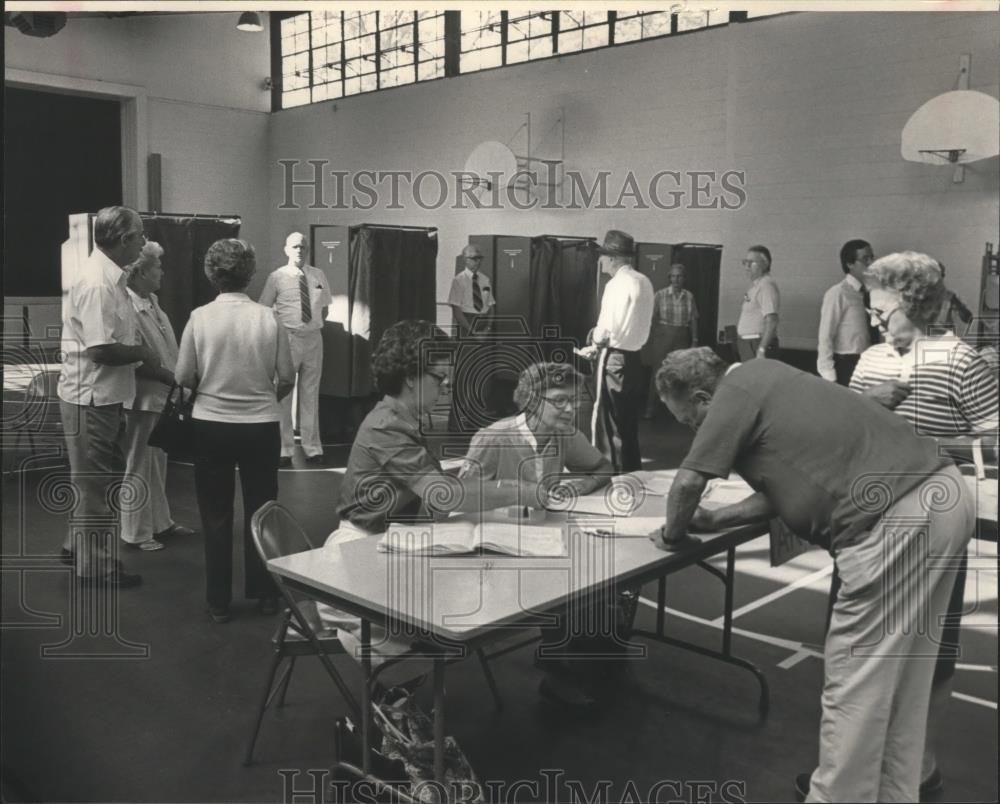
250, 501, 332, 637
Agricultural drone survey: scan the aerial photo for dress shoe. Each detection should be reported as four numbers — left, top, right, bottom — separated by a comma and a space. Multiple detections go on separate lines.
305, 454, 326, 465
279, 457, 293, 468
538, 673, 597, 711
208, 606, 231, 624
79, 569, 143, 588
794, 772, 810, 802
154, 523, 196, 539
258, 596, 280, 615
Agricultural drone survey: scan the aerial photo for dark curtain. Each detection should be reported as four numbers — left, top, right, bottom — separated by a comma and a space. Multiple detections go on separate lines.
673, 244, 722, 348
555, 240, 600, 347
348, 227, 374, 397
142, 216, 241, 339
528, 237, 559, 339
346, 226, 438, 399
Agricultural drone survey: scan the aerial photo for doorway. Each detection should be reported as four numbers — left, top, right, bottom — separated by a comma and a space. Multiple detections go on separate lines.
3, 86, 122, 297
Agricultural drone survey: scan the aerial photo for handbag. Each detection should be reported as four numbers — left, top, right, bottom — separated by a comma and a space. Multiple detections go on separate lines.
148, 383, 197, 456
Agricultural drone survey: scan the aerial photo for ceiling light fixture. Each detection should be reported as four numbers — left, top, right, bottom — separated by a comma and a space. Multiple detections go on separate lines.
237, 12, 263, 32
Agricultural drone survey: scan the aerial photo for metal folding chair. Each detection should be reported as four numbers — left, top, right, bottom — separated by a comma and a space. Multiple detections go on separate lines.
244, 501, 361, 766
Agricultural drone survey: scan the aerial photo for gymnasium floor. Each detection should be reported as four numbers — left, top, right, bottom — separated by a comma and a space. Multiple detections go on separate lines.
1, 415, 996, 803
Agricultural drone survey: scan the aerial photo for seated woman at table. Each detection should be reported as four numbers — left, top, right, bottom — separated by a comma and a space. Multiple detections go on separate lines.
320, 320, 534, 660
460, 362, 621, 712
329, 319, 535, 545
458, 361, 613, 497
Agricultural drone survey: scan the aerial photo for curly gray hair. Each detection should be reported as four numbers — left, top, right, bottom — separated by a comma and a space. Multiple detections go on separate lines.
125, 240, 164, 282
513, 362, 582, 413
655, 347, 728, 401
204, 239, 256, 292
865, 251, 945, 329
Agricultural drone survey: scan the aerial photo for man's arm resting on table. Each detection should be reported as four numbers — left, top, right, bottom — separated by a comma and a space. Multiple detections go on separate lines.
651, 468, 709, 551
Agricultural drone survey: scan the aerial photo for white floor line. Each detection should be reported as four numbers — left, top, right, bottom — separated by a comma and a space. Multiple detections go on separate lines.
952, 692, 998, 710
637, 596, 825, 660
638, 598, 999, 710
711, 565, 834, 626
956, 663, 999, 673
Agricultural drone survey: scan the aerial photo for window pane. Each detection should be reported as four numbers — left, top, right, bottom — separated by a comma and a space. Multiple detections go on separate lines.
343, 76, 361, 96
313, 82, 342, 102
506, 39, 529, 64
558, 30, 583, 54
615, 17, 642, 43
461, 46, 502, 72
677, 11, 708, 32
418, 58, 443, 81
292, 13, 308, 33
420, 38, 445, 60
528, 36, 552, 60
283, 88, 310, 108
583, 25, 608, 49
642, 12, 672, 37
381, 10, 413, 29
360, 73, 377, 93
381, 23, 413, 51
418, 15, 443, 43
281, 14, 304, 38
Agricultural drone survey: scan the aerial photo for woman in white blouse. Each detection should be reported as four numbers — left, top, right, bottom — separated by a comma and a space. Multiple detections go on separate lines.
121, 241, 196, 551
175, 239, 295, 624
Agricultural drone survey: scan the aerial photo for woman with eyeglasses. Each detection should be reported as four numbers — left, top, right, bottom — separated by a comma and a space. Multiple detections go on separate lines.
330, 319, 533, 546
795, 251, 997, 801
459, 362, 615, 711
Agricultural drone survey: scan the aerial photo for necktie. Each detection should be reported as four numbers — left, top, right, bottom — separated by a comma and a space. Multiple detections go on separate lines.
472, 272, 483, 313
862, 287, 879, 344
299, 270, 312, 324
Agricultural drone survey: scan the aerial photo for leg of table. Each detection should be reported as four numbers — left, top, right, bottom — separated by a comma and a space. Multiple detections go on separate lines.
433, 658, 446, 784
361, 619, 372, 775
722, 546, 735, 656
656, 576, 666, 637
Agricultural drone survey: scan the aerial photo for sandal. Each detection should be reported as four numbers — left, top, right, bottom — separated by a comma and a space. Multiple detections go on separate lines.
137, 539, 165, 552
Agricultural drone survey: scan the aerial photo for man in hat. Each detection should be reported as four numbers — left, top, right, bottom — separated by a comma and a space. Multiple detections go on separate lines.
578, 230, 654, 471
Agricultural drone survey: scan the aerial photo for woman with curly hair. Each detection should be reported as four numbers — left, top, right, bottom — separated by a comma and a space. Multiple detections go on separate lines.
175, 239, 295, 623
795, 251, 998, 800
331, 319, 534, 544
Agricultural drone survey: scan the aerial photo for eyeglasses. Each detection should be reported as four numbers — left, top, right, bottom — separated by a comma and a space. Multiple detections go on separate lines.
542, 395, 579, 410
425, 370, 451, 386
867, 306, 899, 330
466, 256, 484, 262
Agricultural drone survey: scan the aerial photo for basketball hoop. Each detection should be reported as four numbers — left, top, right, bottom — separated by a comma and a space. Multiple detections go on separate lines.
901, 89, 1000, 182
459, 141, 519, 193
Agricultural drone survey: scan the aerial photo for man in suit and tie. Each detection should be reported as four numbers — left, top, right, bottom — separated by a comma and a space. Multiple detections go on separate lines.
258, 231, 332, 466
447, 244, 496, 433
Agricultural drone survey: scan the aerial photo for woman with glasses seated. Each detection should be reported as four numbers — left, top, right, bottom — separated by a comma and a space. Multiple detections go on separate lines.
460, 362, 618, 712
321, 320, 535, 658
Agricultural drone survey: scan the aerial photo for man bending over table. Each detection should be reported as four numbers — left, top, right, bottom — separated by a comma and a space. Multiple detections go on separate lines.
650, 347, 973, 803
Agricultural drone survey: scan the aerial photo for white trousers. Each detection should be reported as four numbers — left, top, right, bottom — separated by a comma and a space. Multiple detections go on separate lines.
121, 409, 173, 544
280, 328, 324, 458
807, 464, 974, 803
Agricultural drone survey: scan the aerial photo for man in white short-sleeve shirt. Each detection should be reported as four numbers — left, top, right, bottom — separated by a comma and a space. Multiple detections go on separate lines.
736, 245, 780, 359
57, 205, 160, 586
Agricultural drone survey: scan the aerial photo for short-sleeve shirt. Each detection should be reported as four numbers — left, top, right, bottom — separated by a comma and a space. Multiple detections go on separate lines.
460, 413, 607, 485
258, 264, 332, 332
57, 249, 138, 406
653, 287, 698, 328
127, 289, 179, 413
448, 269, 495, 314
850, 338, 998, 436
680, 359, 950, 553
737, 274, 780, 338
337, 396, 451, 533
